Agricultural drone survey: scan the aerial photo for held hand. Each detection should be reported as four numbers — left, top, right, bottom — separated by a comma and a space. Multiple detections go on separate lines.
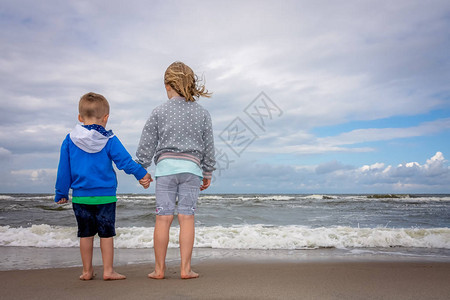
57, 198, 68, 204
139, 173, 153, 189
200, 178, 211, 191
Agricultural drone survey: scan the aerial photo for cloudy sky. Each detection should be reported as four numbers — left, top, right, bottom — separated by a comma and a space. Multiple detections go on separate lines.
1, 0, 449, 194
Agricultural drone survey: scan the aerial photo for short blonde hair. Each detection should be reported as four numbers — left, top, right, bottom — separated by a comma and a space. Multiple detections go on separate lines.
164, 61, 212, 102
79, 92, 110, 119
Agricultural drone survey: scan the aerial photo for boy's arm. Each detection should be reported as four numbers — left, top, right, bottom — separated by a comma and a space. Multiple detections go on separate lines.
201, 111, 216, 180
108, 136, 148, 180
135, 111, 159, 169
55, 137, 71, 203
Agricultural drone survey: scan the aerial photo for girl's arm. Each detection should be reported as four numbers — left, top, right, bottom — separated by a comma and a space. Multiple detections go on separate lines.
201, 111, 216, 179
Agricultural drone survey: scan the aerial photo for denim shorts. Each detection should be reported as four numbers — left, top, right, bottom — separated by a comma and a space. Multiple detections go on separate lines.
155, 173, 201, 215
72, 202, 116, 238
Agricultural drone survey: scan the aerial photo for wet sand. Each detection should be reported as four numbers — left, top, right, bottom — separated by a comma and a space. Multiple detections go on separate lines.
1, 261, 449, 299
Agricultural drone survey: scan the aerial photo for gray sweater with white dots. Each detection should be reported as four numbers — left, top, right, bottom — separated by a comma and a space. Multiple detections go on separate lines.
136, 97, 216, 179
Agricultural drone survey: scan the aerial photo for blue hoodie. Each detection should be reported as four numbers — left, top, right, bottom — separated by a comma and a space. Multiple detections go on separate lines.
55, 124, 147, 203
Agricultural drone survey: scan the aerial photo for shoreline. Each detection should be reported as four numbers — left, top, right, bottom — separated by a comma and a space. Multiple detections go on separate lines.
1, 261, 449, 299
1, 246, 450, 271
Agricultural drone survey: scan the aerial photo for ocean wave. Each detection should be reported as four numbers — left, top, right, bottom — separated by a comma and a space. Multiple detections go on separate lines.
1, 224, 449, 250
207, 195, 296, 201
305, 194, 330, 200
118, 195, 155, 201
0, 225, 78, 247
199, 195, 226, 200
2, 193, 449, 203
0, 194, 54, 202
200, 194, 450, 203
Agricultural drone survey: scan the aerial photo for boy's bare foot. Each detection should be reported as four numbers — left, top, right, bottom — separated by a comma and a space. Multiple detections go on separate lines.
148, 270, 165, 279
79, 271, 95, 281
181, 270, 199, 279
103, 271, 126, 281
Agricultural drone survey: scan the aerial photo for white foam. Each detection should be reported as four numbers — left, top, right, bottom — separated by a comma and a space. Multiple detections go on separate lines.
0, 195, 53, 201
194, 226, 450, 250
305, 194, 328, 200
199, 195, 296, 202
199, 195, 226, 200
117, 195, 155, 202
258, 195, 296, 201
1, 225, 449, 250
0, 225, 78, 247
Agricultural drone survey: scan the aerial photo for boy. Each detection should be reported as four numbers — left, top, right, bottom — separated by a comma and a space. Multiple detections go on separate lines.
55, 92, 152, 280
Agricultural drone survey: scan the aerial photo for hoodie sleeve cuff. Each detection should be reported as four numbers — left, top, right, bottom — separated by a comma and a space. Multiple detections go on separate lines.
134, 166, 148, 180
54, 194, 68, 203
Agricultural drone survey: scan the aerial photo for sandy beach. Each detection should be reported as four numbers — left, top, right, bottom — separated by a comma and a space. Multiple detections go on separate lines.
1, 261, 449, 299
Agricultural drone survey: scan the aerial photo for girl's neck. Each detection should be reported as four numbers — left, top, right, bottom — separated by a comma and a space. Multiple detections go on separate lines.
165, 84, 181, 99
168, 91, 181, 99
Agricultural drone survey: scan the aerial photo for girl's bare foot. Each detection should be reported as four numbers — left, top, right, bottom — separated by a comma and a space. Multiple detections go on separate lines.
79, 271, 95, 281
148, 270, 165, 279
103, 271, 126, 281
181, 270, 199, 279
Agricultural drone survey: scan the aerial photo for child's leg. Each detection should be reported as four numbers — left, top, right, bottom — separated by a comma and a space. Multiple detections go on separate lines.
100, 237, 126, 280
94, 202, 125, 280
79, 236, 95, 280
73, 203, 97, 281
177, 173, 201, 279
149, 215, 174, 279
178, 214, 198, 279
149, 175, 177, 279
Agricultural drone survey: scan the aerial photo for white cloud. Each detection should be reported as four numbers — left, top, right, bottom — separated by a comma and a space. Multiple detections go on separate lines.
315, 160, 354, 174
10, 168, 57, 182
319, 119, 450, 146
213, 152, 450, 193
0, 147, 12, 160
360, 163, 386, 172
248, 118, 450, 155
334, 152, 449, 191
0, 124, 71, 154
0, 1, 449, 193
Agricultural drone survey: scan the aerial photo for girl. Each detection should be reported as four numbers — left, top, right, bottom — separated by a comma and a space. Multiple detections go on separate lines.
136, 61, 215, 279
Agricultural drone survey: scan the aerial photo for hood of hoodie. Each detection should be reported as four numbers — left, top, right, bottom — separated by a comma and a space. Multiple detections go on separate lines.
69, 124, 115, 153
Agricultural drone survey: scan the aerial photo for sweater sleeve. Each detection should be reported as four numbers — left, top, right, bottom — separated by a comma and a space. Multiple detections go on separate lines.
108, 137, 147, 180
55, 136, 71, 202
201, 111, 216, 179
136, 110, 159, 169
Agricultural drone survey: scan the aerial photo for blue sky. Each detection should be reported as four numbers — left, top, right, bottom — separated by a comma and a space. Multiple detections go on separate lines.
0, 0, 449, 194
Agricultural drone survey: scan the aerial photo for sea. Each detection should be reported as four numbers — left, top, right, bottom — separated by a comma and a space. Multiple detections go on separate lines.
1, 193, 449, 270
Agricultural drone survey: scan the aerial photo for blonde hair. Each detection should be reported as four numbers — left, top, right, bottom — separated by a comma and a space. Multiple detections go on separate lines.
79, 92, 110, 119
164, 61, 212, 102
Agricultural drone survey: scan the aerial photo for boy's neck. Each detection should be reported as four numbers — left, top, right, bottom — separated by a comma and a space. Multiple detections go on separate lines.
79, 114, 108, 128
83, 120, 107, 127
83, 122, 105, 127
